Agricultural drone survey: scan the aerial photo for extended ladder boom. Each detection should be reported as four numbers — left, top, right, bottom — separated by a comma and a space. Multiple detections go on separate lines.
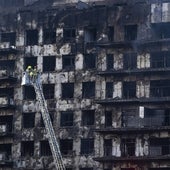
22, 71, 65, 170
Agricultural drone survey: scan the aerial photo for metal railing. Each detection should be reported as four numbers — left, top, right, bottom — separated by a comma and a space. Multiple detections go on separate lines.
103, 145, 170, 157
122, 116, 170, 128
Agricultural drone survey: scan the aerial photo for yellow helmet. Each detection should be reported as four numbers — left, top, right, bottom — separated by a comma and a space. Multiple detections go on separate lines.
27, 66, 32, 69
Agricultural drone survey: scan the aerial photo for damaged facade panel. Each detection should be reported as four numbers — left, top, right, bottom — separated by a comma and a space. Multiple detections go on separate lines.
1, 0, 170, 170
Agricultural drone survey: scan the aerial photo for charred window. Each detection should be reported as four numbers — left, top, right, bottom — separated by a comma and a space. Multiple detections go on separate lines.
80, 168, 93, 170
121, 139, 135, 157
40, 112, 53, 127
63, 28, 76, 41
105, 111, 112, 127
84, 54, 96, 69
122, 109, 138, 128
84, 28, 97, 42
62, 83, 74, 99
124, 25, 137, 41
106, 54, 114, 70
23, 112, 35, 128
0, 144, 12, 156
123, 81, 136, 99
26, 30, 38, 45
152, 23, 170, 39
60, 111, 73, 127
123, 53, 137, 69
43, 56, 56, 72
82, 110, 95, 126
60, 139, 73, 155
1, 32, 16, 45
104, 139, 112, 156
0, 60, 15, 71
21, 141, 34, 156
108, 26, 114, 41
144, 108, 170, 126
150, 80, 170, 97
82, 82, 95, 98
24, 86, 36, 100
0, 88, 14, 97
24, 57, 37, 70
149, 138, 170, 156
106, 82, 113, 98
43, 29, 56, 44
151, 51, 170, 68
40, 141, 52, 156
81, 139, 94, 155
121, 169, 135, 170
43, 84, 55, 99
62, 55, 75, 70
0, 115, 13, 132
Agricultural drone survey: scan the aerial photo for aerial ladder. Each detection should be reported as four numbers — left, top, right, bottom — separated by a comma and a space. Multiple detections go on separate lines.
21, 68, 66, 170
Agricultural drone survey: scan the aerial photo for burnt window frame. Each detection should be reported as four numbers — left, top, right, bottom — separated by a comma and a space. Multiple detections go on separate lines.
0, 143, 12, 156
43, 56, 56, 72
42, 84, 55, 99
106, 54, 114, 70
84, 54, 96, 69
63, 28, 76, 42
60, 139, 73, 156
124, 25, 137, 41
26, 29, 38, 46
1, 32, 16, 45
80, 138, 94, 155
43, 29, 56, 44
123, 81, 136, 99
150, 80, 170, 97
106, 82, 113, 98
104, 139, 112, 156
151, 51, 170, 68
152, 22, 170, 39
82, 82, 95, 99
84, 27, 97, 43
40, 140, 52, 156
123, 53, 137, 70
22, 112, 35, 128
60, 111, 73, 127
82, 110, 95, 126
61, 83, 74, 99
21, 141, 34, 156
23, 86, 36, 100
62, 55, 75, 70
0, 115, 13, 132
105, 111, 112, 127
121, 138, 136, 157
149, 138, 170, 156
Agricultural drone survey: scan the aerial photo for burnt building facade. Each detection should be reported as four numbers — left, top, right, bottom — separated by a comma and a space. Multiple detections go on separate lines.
0, 0, 170, 170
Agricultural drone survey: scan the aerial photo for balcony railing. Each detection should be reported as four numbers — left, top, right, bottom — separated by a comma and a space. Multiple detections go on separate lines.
123, 116, 170, 127
97, 67, 170, 76
94, 145, 170, 162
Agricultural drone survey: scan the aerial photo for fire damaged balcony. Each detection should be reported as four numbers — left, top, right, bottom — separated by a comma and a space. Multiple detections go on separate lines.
95, 108, 170, 134
98, 51, 170, 76
94, 138, 170, 163
96, 80, 170, 105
